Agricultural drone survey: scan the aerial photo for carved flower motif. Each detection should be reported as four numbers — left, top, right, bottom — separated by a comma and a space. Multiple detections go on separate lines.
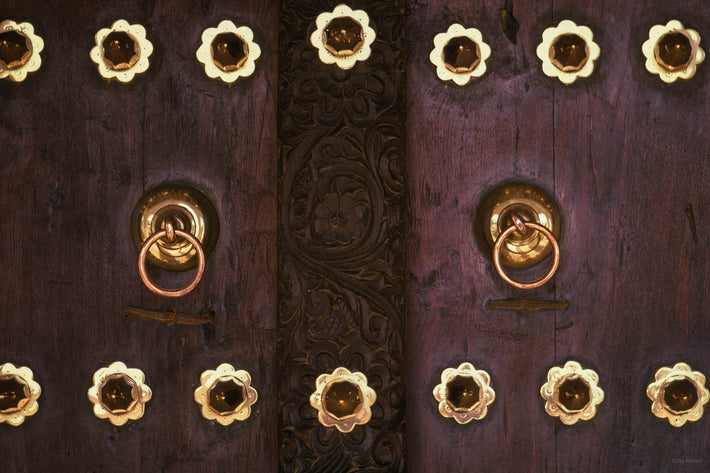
0, 20, 44, 82
433, 362, 495, 424
429, 23, 491, 85
0, 363, 41, 426
87, 361, 152, 426
89, 19, 153, 83
647, 362, 709, 427
309, 366, 377, 433
536, 20, 600, 84
540, 360, 604, 425
194, 363, 258, 425
310, 4, 376, 70
196, 20, 261, 84
313, 191, 366, 245
642, 20, 705, 83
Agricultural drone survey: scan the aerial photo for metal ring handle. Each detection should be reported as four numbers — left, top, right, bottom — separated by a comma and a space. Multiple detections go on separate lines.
138, 228, 206, 297
493, 221, 560, 289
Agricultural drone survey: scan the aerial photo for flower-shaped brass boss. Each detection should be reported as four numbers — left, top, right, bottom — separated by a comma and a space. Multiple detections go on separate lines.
647, 362, 709, 427
540, 361, 604, 425
642, 20, 705, 83
90, 20, 153, 83
0, 20, 44, 82
536, 20, 600, 84
194, 363, 258, 425
87, 361, 152, 426
429, 24, 491, 85
0, 363, 41, 426
310, 4, 376, 70
433, 362, 495, 424
196, 21, 261, 84
310, 367, 376, 433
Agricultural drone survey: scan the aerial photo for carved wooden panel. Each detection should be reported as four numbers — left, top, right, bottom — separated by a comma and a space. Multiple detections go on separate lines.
278, 1, 406, 471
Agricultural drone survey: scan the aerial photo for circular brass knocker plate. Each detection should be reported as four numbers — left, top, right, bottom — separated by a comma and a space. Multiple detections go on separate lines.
131, 184, 219, 271
475, 182, 561, 269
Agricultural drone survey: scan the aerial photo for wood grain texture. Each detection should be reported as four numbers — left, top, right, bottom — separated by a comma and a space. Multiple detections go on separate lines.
0, 1, 278, 471
278, 1, 406, 471
408, 0, 710, 472
406, 0, 557, 471
552, 1, 710, 472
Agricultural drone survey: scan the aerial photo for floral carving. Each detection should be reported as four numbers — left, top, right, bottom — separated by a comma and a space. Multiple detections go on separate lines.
279, 0, 405, 470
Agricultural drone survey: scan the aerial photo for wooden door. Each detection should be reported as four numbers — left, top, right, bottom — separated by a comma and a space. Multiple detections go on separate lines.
1, 0, 278, 470
2, 0, 710, 471
407, 0, 710, 472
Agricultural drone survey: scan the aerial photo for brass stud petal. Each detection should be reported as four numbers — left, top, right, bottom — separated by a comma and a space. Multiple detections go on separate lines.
309, 367, 376, 433
0, 20, 44, 82
87, 361, 152, 426
647, 362, 709, 427
309, 4, 376, 70
196, 21, 261, 84
89, 20, 153, 83
433, 362, 495, 424
0, 363, 41, 426
194, 363, 258, 425
429, 24, 491, 86
642, 20, 705, 83
540, 360, 604, 425
536, 20, 600, 84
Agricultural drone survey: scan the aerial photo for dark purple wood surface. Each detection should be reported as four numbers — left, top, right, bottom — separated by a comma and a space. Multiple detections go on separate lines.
0, 1, 278, 471
407, 1, 710, 472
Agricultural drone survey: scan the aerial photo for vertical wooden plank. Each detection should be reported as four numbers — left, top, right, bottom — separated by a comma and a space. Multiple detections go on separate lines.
553, 1, 710, 471
1, 0, 278, 470
278, 0, 407, 470
138, 0, 278, 470
1, 1, 147, 470
406, 0, 557, 471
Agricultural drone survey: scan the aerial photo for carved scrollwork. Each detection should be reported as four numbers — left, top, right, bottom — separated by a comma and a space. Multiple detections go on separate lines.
279, 0, 405, 471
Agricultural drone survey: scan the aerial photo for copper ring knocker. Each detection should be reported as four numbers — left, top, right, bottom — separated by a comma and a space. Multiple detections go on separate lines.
137, 220, 206, 297
492, 213, 560, 290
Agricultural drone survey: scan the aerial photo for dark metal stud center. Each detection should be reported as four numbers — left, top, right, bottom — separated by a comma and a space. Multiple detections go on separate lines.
550, 34, 588, 72
102, 31, 139, 70
209, 378, 246, 414
557, 377, 590, 411
324, 381, 362, 419
100, 375, 137, 412
0, 30, 30, 69
664, 378, 698, 412
0, 376, 28, 412
211, 33, 248, 71
323, 17, 364, 57
655, 32, 692, 71
446, 375, 480, 411
442, 36, 480, 73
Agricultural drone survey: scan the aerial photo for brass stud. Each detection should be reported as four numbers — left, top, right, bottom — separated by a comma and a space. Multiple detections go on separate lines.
196, 21, 261, 84
87, 361, 152, 426
433, 362, 495, 424
540, 360, 604, 425
90, 20, 153, 83
536, 20, 600, 84
0, 20, 44, 82
310, 4, 375, 70
642, 20, 704, 83
647, 362, 709, 427
0, 363, 41, 426
309, 367, 376, 433
429, 24, 491, 85
194, 363, 258, 425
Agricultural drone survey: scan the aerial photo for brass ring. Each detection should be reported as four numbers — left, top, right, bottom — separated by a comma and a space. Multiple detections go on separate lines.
493, 222, 560, 289
138, 228, 205, 297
